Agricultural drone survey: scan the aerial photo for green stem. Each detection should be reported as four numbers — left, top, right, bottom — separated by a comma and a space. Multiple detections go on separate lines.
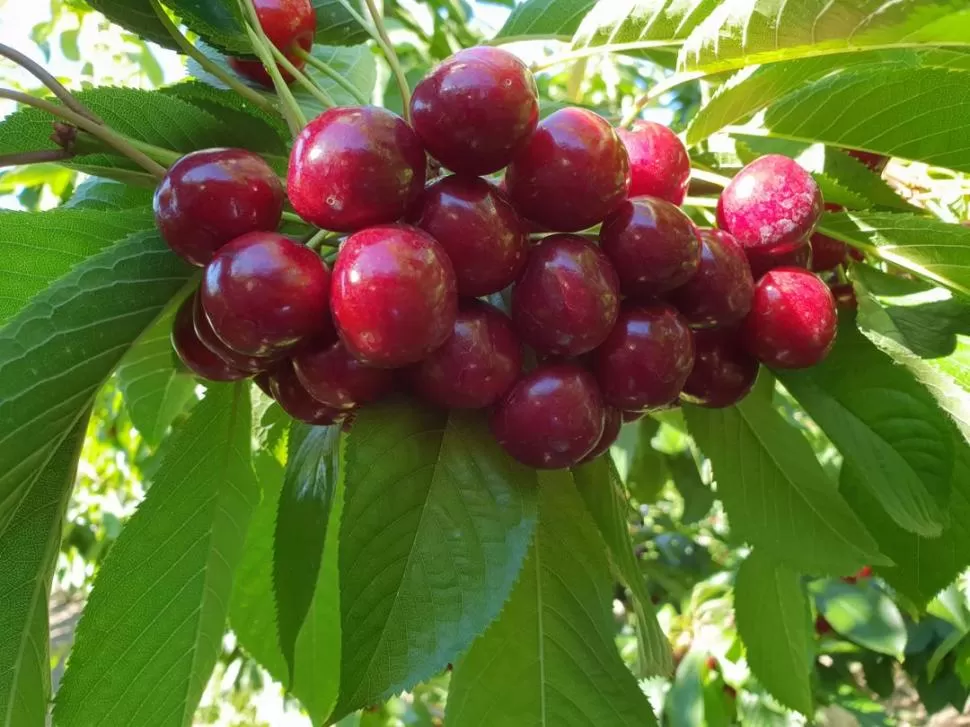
305, 228, 338, 251
266, 43, 336, 109
361, 0, 412, 121
619, 72, 705, 129
295, 47, 369, 105
148, 0, 276, 114
690, 165, 732, 188
281, 210, 305, 224
0, 43, 102, 123
241, 21, 307, 136
125, 138, 184, 166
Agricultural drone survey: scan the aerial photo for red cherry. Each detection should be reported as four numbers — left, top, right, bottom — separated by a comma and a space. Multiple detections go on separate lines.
153, 148, 283, 267
171, 293, 249, 382
331, 224, 457, 368
410, 47, 539, 175
669, 229, 754, 329
489, 363, 605, 469
810, 234, 848, 272
593, 304, 695, 411
705, 656, 718, 671
288, 107, 426, 231
746, 239, 812, 280
600, 197, 701, 297
506, 107, 630, 232
717, 155, 823, 254
742, 267, 838, 369
412, 175, 528, 297
829, 282, 858, 310
815, 615, 833, 636
618, 121, 691, 205
201, 232, 332, 357
228, 0, 315, 87
580, 407, 622, 463
408, 301, 522, 409
511, 234, 620, 357
846, 149, 889, 173
293, 339, 396, 411
857, 565, 873, 579
680, 328, 759, 408
191, 294, 277, 374
268, 362, 345, 425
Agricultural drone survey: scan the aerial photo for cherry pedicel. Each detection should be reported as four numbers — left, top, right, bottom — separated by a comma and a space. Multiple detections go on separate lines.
600, 196, 701, 297
331, 224, 458, 368
668, 229, 754, 329
293, 339, 396, 411
171, 293, 248, 382
153, 148, 283, 267
511, 234, 620, 358
288, 106, 426, 232
742, 267, 838, 369
506, 107, 630, 232
490, 363, 605, 469
412, 175, 528, 297
618, 121, 691, 205
408, 301, 522, 410
410, 46, 540, 176
680, 327, 759, 409
201, 231, 333, 357
228, 0, 315, 87
268, 362, 346, 426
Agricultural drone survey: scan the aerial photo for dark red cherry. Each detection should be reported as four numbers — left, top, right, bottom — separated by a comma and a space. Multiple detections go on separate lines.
506, 107, 630, 232
171, 293, 248, 382
254, 371, 275, 397
511, 234, 620, 357
410, 47, 539, 175
668, 229, 754, 329
191, 294, 277, 374
288, 107, 426, 231
746, 239, 812, 280
412, 175, 528, 296
618, 121, 691, 205
600, 197, 701, 297
742, 267, 838, 369
809, 203, 848, 273
489, 363, 605, 469
717, 155, 823, 254
680, 328, 759, 408
293, 339, 396, 411
407, 301, 522, 409
153, 148, 283, 267
268, 362, 345, 425
847, 149, 889, 173
331, 224, 457, 368
593, 304, 695, 411
580, 407, 622, 463
830, 282, 858, 310
201, 232, 332, 357
228, 0, 315, 87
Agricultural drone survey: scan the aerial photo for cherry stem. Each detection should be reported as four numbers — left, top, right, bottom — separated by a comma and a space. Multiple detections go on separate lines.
241, 19, 307, 136
149, 0, 276, 115
0, 88, 167, 177
360, 0, 412, 121
294, 47, 369, 105
0, 149, 75, 168
619, 72, 705, 129
280, 210, 305, 224
0, 43, 103, 124
266, 43, 336, 109
305, 228, 338, 251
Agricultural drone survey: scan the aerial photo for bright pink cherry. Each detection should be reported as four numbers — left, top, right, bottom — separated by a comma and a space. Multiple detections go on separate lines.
228, 0, 315, 87
618, 121, 691, 205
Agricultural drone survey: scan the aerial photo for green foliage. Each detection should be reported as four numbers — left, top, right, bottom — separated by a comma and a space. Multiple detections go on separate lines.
571, 0, 717, 52
312, 0, 370, 45
495, 0, 597, 40
816, 581, 907, 657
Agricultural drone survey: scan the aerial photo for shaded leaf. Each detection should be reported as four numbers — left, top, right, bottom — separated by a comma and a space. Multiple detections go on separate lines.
815, 581, 907, 657
624, 417, 669, 504
668, 452, 713, 524
313, 0, 370, 45
665, 648, 706, 727
84, 0, 176, 50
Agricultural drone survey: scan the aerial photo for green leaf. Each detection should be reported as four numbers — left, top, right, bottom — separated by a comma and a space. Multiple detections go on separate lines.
571, 0, 717, 53
735, 551, 814, 715
332, 400, 539, 719
819, 211, 970, 299
573, 456, 673, 677
65, 178, 154, 211
665, 648, 706, 727
166, 0, 247, 53
53, 384, 258, 726
668, 452, 713, 524
0, 230, 192, 537
83, 0, 177, 50
294, 45, 378, 116
0, 207, 154, 325
624, 417, 669, 504
493, 0, 597, 41
0, 413, 86, 727
683, 389, 888, 575
313, 0, 370, 45
815, 581, 907, 657
776, 319, 954, 537
275, 424, 342, 681
679, 0, 970, 73
446, 471, 659, 727
114, 303, 198, 446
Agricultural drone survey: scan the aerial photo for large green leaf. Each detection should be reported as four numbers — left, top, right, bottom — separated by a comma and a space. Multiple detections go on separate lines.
493, 0, 597, 41
313, 0, 369, 45
665, 648, 706, 727
0, 414, 87, 727
776, 320, 954, 537
53, 384, 258, 726
114, 303, 198, 446
571, 0, 717, 52
679, 0, 970, 73
275, 424, 342, 681
331, 400, 539, 719
735, 551, 814, 715
84, 0, 177, 50
0, 207, 154, 325
815, 581, 907, 657
573, 457, 673, 677
446, 471, 659, 727
166, 0, 247, 53
683, 381, 888, 575
0, 230, 192, 537
65, 179, 154, 211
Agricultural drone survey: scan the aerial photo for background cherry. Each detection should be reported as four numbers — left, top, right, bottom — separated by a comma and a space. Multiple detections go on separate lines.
746, 239, 812, 280
153, 148, 283, 267
580, 407, 622, 463
331, 224, 457, 368
490, 363, 605, 469
268, 362, 345, 425
191, 294, 276, 374
505, 107, 630, 232
410, 46, 539, 175
228, 0, 315, 87
847, 149, 889, 173
293, 339, 396, 411
201, 231, 332, 356
171, 293, 248, 382
511, 234, 620, 357
669, 229, 754, 329
288, 106, 426, 231
618, 121, 691, 205
680, 327, 759, 408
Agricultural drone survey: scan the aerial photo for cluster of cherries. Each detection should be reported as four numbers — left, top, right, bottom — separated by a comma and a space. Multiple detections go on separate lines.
156, 39, 853, 470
